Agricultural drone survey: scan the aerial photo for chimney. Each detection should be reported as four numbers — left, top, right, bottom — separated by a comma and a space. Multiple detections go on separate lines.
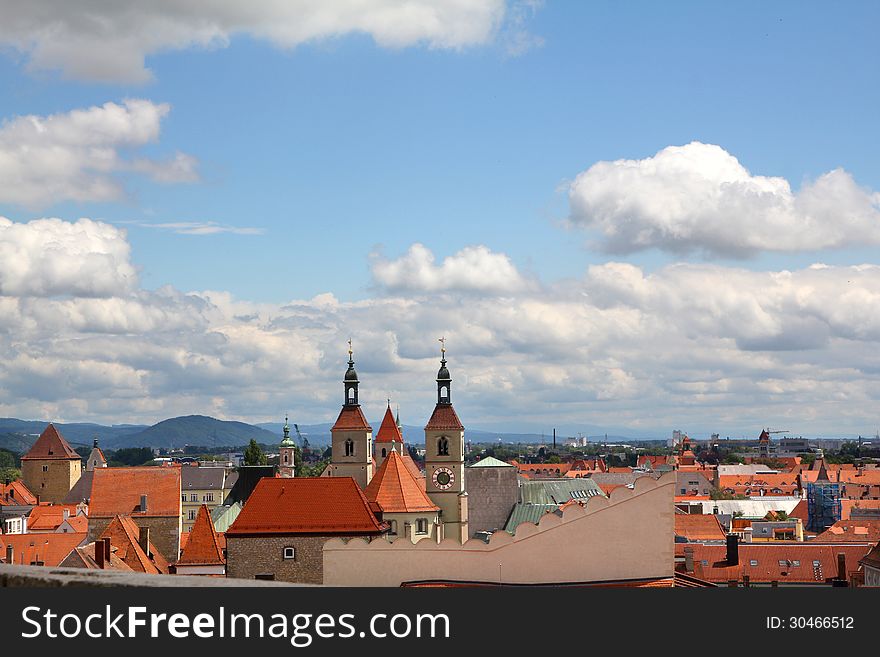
837, 552, 847, 581
726, 533, 739, 566
684, 546, 694, 573
63, 508, 70, 520
712, 505, 719, 515
139, 527, 151, 557
95, 541, 104, 569
140, 494, 148, 513
5, 544, 13, 564
742, 574, 750, 588
103, 537, 111, 563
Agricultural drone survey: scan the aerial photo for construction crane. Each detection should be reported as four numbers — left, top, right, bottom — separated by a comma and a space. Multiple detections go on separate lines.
293, 423, 309, 450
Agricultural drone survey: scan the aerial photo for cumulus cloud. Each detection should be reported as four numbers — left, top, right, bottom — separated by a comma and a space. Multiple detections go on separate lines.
370, 243, 532, 294
0, 0, 518, 83
0, 216, 137, 297
568, 142, 880, 257
2, 222, 880, 434
0, 99, 197, 208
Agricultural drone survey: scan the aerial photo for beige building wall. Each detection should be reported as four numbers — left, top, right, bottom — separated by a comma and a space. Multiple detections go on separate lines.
381, 511, 440, 544
21, 458, 81, 505
330, 428, 374, 489
324, 472, 675, 586
181, 487, 231, 533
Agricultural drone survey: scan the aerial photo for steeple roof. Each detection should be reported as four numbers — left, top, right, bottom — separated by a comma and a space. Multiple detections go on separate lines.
375, 404, 403, 443
177, 504, 225, 567
21, 424, 80, 460
425, 404, 464, 431
365, 451, 438, 513
331, 405, 372, 431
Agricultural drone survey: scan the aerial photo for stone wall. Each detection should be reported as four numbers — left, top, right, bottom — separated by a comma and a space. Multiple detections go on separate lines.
466, 466, 519, 536
22, 458, 81, 505
324, 472, 675, 586
226, 535, 328, 584
88, 515, 181, 562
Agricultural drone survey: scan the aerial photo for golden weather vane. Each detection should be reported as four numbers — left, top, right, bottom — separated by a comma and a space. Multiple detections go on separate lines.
439, 336, 446, 357
347, 337, 353, 359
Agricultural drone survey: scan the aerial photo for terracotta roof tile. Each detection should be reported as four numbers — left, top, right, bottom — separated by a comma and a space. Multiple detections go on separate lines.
26, 504, 83, 531
89, 466, 181, 518
177, 504, 225, 566
21, 424, 80, 460
400, 453, 423, 480
331, 405, 372, 431
226, 477, 387, 536
375, 405, 403, 443
815, 519, 880, 543
675, 514, 727, 541
424, 404, 463, 431
365, 451, 439, 514
98, 515, 169, 574
0, 479, 38, 505
0, 532, 86, 566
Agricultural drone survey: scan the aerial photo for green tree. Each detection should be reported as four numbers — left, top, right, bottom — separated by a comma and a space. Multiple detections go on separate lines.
243, 439, 268, 466
109, 447, 155, 466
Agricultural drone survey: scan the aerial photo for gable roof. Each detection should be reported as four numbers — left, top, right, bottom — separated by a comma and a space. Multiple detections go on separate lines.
331, 405, 372, 432
468, 456, 515, 468
675, 514, 727, 542
63, 470, 94, 504
365, 451, 439, 514
0, 532, 86, 566
98, 515, 169, 574
814, 519, 880, 543
181, 466, 231, 490
89, 466, 181, 518
375, 405, 403, 443
177, 504, 225, 566
424, 404, 464, 431
21, 424, 80, 461
226, 477, 387, 536
0, 479, 38, 505
26, 504, 83, 531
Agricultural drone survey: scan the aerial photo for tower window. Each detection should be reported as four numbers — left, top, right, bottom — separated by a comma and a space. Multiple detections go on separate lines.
416, 518, 428, 535
438, 437, 449, 456
283, 454, 288, 464
283, 547, 296, 560
345, 439, 354, 457
42, 465, 49, 472
381, 448, 387, 458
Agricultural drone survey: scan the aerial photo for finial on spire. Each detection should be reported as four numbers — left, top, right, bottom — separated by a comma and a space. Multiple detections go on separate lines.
439, 336, 446, 362
348, 337, 353, 360
387, 397, 391, 408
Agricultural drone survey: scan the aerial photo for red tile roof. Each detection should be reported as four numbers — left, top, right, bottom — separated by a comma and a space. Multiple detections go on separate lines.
375, 405, 403, 443
0, 479, 38, 505
21, 424, 80, 460
841, 499, 880, 520
0, 532, 86, 566
365, 451, 439, 514
677, 543, 872, 584
400, 453, 423, 480
331, 405, 372, 431
675, 514, 727, 541
98, 515, 169, 574
226, 477, 387, 536
89, 466, 181, 518
814, 519, 880, 543
424, 404, 463, 431
26, 504, 83, 531
177, 504, 225, 566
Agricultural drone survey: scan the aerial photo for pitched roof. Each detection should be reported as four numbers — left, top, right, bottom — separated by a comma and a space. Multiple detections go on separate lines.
400, 453, 423, 481
0, 479, 38, 505
331, 405, 372, 431
181, 466, 231, 490
177, 504, 225, 566
63, 470, 94, 504
674, 514, 727, 542
62, 543, 133, 571
859, 540, 880, 570
0, 532, 86, 566
424, 404, 464, 431
468, 456, 515, 468
375, 405, 403, 443
21, 424, 80, 460
226, 477, 387, 536
26, 504, 83, 531
814, 519, 880, 543
98, 515, 169, 574
841, 499, 880, 520
89, 466, 181, 518
364, 451, 439, 514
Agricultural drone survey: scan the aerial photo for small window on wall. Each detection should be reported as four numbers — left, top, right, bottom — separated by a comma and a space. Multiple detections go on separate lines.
188, 510, 196, 520
389, 520, 398, 535
42, 465, 49, 472
283, 547, 296, 560
416, 518, 428, 535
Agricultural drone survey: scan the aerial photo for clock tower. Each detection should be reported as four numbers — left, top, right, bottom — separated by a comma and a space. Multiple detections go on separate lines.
423, 339, 468, 543
330, 342, 374, 489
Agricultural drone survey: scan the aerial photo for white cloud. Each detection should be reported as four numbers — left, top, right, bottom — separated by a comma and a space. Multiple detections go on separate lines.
2, 223, 880, 434
133, 221, 264, 236
371, 243, 532, 294
0, 216, 137, 297
0, 99, 197, 208
0, 0, 516, 83
568, 142, 880, 257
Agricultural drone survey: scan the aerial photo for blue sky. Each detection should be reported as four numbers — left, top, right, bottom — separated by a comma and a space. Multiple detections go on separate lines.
0, 1, 879, 435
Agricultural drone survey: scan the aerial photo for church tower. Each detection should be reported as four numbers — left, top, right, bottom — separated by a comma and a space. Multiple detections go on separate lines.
279, 416, 296, 478
329, 341, 374, 489
423, 339, 468, 543
375, 400, 405, 470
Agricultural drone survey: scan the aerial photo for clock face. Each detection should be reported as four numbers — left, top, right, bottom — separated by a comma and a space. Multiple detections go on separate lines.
432, 467, 455, 490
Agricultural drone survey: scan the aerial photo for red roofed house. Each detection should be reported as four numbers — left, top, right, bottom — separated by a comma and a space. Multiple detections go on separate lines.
175, 504, 226, 576
225, 477, 388, 583
62, 515, 169, 574
365, 450, 439, 543
26, 503, 87, 533
87, 466, 182, 561
0, 532, 86, 567
20, 424, 82, 504
327, 350, 374, 489
1, 479, 37, 507
860, 540, 880, 587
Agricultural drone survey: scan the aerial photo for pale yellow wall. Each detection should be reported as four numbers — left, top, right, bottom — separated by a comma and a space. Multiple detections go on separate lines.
330, 428, 374, 489
324, 472, 675, 586
381, 511, 440, 544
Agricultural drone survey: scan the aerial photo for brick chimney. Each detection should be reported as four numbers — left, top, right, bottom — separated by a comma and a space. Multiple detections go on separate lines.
5, 544, 13, 564
103, 537, 111, 564
140, 494, 148, 513
726, 533, 739, 566
95, 541, 104, 569
139, 527, 151, 557
683, 546, 694, 573
837, 552, 847, 582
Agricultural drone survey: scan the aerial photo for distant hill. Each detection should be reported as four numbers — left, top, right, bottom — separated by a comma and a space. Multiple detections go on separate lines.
0, 432, 34, 454
0, 418, 147, 451
108, 415, 281, 449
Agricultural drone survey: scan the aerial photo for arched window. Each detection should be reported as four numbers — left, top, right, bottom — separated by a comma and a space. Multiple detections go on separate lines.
437, 436, 449, 456
345, 439, 354, 457
416, 518, 428, 535
347, 387, 355, 401
381, 448, 387, 458
283, 454, 288, 464
440, 386, 448, 399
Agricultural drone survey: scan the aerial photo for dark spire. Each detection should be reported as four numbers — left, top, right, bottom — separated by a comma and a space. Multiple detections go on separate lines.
344, 339, 360, 406
437, 336, 451, 404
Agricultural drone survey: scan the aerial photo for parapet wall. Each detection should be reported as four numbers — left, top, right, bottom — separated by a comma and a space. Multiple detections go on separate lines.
324, 471, 675, 586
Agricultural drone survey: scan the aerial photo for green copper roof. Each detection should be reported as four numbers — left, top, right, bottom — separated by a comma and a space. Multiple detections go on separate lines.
468, 456, 515, 468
